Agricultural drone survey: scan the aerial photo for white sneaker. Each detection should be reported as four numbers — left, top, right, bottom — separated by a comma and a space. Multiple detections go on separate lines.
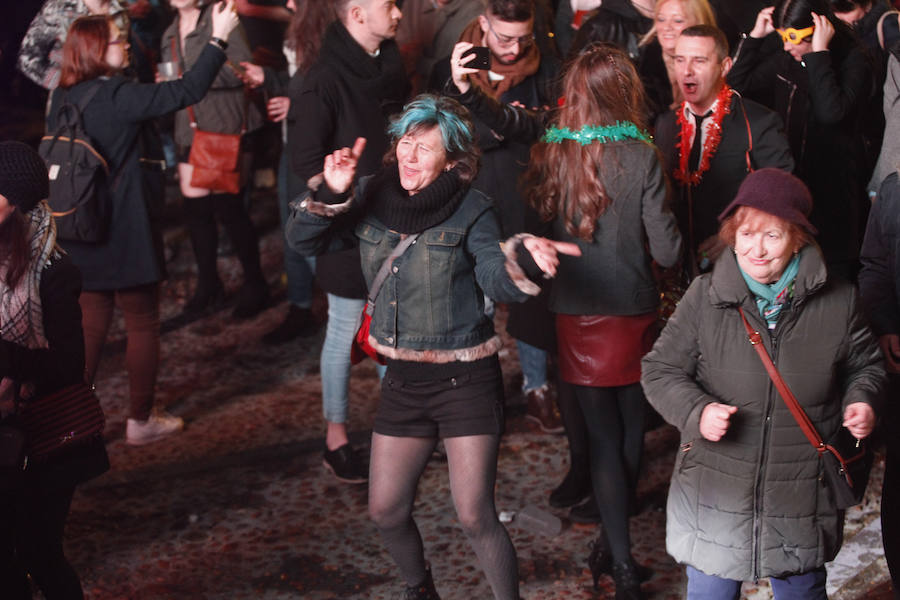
126, 412, 184, 446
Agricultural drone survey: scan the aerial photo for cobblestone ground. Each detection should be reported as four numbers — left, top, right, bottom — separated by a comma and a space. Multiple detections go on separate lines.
41, 185, 897, 599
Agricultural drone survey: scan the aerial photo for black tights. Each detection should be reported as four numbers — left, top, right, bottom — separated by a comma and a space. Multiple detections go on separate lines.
182, 192, 265, 289
575, 383, 646, 563
368, 433, 519, 599
0, 485, 82, 599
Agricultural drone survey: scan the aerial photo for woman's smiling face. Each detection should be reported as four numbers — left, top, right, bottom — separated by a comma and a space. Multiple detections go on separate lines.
395, 126, 452, 195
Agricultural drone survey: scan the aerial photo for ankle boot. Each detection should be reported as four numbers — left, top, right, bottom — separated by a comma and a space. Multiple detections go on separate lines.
587, 533, 654, 590
404, 567, 440, 600
183, 278, 225, 316
611, 559, 645, 600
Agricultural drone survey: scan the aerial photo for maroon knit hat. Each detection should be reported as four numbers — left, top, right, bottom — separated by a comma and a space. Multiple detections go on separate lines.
718, 168, 817, 235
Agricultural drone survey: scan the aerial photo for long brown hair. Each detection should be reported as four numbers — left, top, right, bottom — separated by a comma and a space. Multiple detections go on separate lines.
0, 210, 31, 290
285, 0, 336, 74
59, 15, 114, 88
522, 43, 649, 240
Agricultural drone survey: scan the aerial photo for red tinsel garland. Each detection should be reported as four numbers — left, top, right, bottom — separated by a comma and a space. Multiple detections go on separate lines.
673, 86, 734, 186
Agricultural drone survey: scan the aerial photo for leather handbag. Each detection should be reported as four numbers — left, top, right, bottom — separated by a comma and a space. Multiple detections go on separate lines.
18, 382, 106, 464
738, 307, 873, 509
350, 234, 420, 365
172, 38, 246, 194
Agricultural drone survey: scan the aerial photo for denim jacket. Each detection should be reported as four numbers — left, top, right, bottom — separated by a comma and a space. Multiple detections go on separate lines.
286, 176, 540, 362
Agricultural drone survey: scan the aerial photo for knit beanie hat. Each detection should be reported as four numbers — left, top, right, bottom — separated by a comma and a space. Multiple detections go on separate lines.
0, 140, 49, 214
718, 168, 817, 235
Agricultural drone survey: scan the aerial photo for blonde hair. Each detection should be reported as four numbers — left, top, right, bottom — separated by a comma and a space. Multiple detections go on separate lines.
639, 0, 717, 47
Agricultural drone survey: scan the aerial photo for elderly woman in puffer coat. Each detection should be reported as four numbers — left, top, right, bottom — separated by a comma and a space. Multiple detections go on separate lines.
641, 168, 883, 600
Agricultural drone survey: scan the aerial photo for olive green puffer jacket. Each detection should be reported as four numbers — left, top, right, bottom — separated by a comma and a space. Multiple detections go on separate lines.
641, 245, 884, 581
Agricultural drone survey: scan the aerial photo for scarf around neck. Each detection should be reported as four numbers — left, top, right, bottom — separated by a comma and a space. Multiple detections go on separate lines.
739, 253, 801, 330
367, 165, 467, 234
458, 18, 540, 101
0, 202, 61, 350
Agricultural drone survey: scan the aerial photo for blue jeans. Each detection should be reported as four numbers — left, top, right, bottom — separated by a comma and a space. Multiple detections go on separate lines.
321, 294, 386, 423
277, 150, 316, 309
516, 339, 547, 393
686, 566, 827, 600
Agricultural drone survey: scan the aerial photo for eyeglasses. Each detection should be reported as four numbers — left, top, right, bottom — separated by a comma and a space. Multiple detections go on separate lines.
486, 18, 535, 49
776, 26, 814, 45
108, 35, 128, 45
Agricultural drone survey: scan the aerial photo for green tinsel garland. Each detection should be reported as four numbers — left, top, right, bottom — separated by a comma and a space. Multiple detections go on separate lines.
541, 121, 651, 146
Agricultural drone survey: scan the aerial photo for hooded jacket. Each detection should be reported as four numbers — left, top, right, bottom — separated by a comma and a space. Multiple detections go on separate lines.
641, 245, 884, 580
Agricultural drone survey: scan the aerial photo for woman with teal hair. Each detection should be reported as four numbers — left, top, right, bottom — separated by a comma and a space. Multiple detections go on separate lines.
287, 94, 580, 600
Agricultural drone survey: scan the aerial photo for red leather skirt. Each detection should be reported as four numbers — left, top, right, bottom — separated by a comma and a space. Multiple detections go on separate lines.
556, 312, 658, 387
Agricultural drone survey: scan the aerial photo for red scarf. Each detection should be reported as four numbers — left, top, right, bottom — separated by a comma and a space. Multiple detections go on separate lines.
673, 86, 734, 186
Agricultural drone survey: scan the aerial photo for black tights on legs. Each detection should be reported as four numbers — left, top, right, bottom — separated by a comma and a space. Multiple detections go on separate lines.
444, 435, 519, 600
369, 433, 435, 586
557, 380, 589, 474
576, 383, 646, 563
368, 433, 519, 600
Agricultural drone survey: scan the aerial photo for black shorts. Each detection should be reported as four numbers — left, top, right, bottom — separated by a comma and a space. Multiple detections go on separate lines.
374, 357, 505, 439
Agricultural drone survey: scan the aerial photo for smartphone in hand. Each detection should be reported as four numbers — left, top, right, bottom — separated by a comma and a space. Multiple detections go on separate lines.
462, 46, 491, 70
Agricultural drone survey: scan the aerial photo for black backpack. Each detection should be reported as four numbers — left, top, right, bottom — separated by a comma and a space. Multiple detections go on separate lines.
40, 82, 111, 243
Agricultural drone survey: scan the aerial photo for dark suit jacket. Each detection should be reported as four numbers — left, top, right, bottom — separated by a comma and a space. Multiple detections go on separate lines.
655, 93, 794, 259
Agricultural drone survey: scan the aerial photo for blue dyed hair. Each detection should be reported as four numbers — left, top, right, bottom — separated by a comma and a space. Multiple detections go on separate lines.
385, 94, 480, 183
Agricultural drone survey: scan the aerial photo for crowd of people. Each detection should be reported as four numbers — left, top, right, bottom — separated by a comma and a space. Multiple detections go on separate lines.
3, 0, 900, 598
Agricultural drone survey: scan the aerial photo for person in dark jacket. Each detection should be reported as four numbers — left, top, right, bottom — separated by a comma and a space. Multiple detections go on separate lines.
161, 0, 269, 319
0, 141, 109, 599
286, 95, 579, 600
433, 0, 565, 437
290, 0, 410, 484
858, 169, 900, 598
50, 3, 240, 445
728, 0, 874, 280
655, 25, 794, 272
642, 168, 883, 599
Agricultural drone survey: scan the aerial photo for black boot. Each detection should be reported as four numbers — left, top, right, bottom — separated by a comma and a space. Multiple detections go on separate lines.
587, 533, 654, 590
404, 567, 440, 600
183, 196, 225, 316
612, 559, 646, 600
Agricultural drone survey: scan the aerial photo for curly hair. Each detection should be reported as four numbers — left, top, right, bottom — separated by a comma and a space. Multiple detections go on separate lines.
522, 43, 650, 240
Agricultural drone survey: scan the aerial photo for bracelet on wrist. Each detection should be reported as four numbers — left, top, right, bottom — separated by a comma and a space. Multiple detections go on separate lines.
209, 37, 228, 51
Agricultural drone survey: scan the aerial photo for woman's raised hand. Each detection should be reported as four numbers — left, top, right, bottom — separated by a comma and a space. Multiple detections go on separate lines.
750, 6, 775, 39
522, 237, 582, 277
843, 402, 875, 441
700, 402, 738, 442
211, 0, 240, 40
450, 42, 480, 94
323, 137, 366, 194
810, 12, 835, 52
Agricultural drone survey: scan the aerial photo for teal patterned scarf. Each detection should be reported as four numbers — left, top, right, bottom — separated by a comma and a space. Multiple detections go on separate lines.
738, 254, 800, 330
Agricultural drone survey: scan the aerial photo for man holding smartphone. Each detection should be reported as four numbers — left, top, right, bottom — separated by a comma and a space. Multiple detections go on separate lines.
429, 0, 566, 445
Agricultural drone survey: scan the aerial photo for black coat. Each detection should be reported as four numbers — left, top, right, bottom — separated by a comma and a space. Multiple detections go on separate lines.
51, 44, 227, 291
0, 255, 109, 491
655, 93, 795, 258
728, 33, 874, 267
291, 21, 410, 299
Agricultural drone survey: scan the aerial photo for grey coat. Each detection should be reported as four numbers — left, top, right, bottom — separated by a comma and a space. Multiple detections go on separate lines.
641, 245, 884, 580
549, 139, 682, 316
160, 6, 262, 148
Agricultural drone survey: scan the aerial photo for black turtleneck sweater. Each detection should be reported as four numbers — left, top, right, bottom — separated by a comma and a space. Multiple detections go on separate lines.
290, 20, 410, 298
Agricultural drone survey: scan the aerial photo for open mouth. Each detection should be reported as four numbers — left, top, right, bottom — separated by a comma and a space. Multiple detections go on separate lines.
683, 82, 697, 94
